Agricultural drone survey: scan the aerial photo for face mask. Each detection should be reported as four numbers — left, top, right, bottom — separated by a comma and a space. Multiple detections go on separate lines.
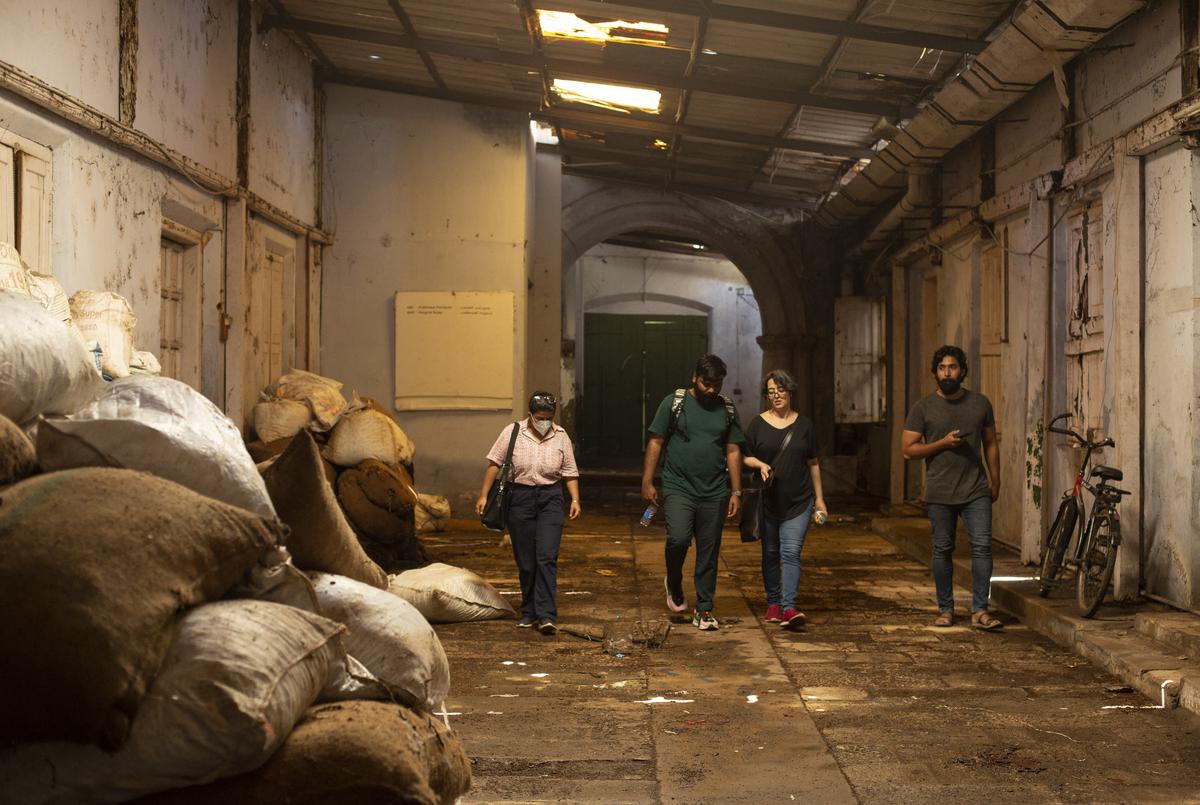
937, 377, 962, 395
532, 418, 553, 436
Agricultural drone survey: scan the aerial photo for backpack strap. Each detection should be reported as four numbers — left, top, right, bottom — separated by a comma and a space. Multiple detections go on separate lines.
665, 388, 688, 443
720, 395, 737, 441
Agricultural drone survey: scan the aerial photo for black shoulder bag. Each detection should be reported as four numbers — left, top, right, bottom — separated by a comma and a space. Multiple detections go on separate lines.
739, 425, 795, 543
481, 422, 520, 532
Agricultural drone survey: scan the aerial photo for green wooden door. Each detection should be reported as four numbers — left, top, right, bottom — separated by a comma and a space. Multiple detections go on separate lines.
583, 313, 708, 455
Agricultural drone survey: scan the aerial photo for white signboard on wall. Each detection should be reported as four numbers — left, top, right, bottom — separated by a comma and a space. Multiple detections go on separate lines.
394, 291, 514, 411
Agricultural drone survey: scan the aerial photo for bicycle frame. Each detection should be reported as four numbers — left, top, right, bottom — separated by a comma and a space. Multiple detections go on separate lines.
1045, 413, 1115, 569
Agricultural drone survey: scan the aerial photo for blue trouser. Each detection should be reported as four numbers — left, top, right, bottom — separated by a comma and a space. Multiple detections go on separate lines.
506, 482, 565, 621
663, 494, 728, 613
928, 495, 993, 613
761, 503, 813, 611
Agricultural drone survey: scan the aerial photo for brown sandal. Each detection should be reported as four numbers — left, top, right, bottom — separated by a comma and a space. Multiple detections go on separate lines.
971, 611, 1003, 631
933, 611, 954, 628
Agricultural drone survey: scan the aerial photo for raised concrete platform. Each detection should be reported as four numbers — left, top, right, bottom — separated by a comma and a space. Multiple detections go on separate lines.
871, 515, 1200, 716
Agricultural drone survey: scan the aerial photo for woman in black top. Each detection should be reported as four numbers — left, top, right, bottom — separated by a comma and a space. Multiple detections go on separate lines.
742, 370, 828, 630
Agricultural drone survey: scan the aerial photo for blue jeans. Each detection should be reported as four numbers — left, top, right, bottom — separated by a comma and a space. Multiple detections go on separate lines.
506, 483, 565, 621
928, 496, 993, 613
761, 503, 813, 611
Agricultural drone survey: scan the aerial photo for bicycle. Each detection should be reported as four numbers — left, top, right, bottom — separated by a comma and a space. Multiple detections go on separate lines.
1037, 412, 1131, 617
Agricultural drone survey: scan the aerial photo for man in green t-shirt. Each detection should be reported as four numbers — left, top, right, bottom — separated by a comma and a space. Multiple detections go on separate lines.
641, 354, 744, 632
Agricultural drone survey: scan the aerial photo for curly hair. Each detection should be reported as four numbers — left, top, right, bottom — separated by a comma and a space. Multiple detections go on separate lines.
930, 344, 968, 378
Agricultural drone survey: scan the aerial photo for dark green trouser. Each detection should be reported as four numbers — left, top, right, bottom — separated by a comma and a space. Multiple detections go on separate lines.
663, 493, 728, 613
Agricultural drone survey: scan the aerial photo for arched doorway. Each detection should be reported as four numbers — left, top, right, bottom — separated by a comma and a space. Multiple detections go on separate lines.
560, 179, 817, 454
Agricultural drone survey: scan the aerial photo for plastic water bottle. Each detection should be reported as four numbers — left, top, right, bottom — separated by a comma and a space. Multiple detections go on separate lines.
813, 510, 827, 526
639, 503, 659, 527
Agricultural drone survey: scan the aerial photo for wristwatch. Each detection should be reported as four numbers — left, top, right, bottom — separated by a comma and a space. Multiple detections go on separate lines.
731, 490, 742, 497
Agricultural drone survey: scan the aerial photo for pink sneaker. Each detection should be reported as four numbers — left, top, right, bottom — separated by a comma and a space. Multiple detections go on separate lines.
764, 604, 783, 623
780, 608, 806, 630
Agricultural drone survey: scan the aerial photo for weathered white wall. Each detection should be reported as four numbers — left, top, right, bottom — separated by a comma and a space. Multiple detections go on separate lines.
0, 2, 119, 116
564, 243, 764, 425
890, 0, 1200, 603
1143, 142, 1198, 605
321, 87, 532, 506
135, 0, 237, 178
249, 11, 317, 222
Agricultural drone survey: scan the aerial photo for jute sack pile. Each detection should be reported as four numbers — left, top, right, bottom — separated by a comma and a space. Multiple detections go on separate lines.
70, 289, 137, 379
263, 369, 347, 432
0, 241, 29, 294
252, 398, 311, 443
415, 493, 451, 534
261, 431, 387, 589
0, 601, 347, 804
131, 701, 472, 805
310, 573, 450, 711
0, 413, 37, 485
37, 376, 275, 519
0, 291, 105, 425
335, 458, 417, 542
388, 563, 515, 623
0, 468, 283, 748
324, 407, 415, 469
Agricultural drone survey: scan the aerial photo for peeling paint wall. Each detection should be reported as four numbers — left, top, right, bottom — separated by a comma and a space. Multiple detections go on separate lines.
0, 2, 119, 116
321, 87, 532, 506
564, 243, 764, 427
889, 0, 1200, 604
248, 11, 316, 222
135, 0, 237, 178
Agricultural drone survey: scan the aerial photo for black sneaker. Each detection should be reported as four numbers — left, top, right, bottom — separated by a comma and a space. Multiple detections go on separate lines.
516, 616, 536, 628
538, 619, 559, 635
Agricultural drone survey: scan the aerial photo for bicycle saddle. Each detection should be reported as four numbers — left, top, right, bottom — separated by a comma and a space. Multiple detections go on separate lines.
1091, 465, 1123, 482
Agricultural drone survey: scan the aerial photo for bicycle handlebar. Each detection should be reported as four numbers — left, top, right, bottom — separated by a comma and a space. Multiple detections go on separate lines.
1047, 412, 1114, 451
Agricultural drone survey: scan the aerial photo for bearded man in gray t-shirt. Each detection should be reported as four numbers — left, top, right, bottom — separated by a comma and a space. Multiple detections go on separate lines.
901, 345, 1003, 631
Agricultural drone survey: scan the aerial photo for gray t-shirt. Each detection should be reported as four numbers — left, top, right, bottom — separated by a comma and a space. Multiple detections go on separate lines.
903, 389, 995, 505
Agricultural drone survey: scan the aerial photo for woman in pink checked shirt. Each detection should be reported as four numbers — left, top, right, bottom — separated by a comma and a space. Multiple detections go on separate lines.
475, 391, 581, 635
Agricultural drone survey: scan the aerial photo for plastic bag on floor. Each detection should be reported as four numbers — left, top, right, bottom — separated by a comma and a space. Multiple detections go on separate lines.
37, 376, 275, 519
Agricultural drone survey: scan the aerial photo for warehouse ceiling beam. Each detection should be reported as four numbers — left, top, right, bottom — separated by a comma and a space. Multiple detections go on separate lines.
561, 164, 818, 210
385, 0, 447, 91
587, 0, 989, 54
665, 0, 710, 186
264, 14, 911, 117
321, 71, 876, 161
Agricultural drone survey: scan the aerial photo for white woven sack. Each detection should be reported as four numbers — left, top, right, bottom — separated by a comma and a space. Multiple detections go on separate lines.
309, 572, 450, 710
266, 369, 346, 431
128, 351, 161, 376
69, 289, 137, 379
253, 398, 312, 442
323, 408, 415, 468
388, 562, 515, 623
0, 600, 344, 804
37, 376, 276, 518
414, 493, 451, 533
0, 242, 29, 295
0, 291, 105, 425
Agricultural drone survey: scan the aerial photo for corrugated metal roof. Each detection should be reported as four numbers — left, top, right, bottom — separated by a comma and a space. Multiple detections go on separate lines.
272, 0, 1023, 210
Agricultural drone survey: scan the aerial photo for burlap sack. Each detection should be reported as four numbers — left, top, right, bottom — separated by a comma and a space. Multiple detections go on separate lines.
388, 563, 515, 623
265, 370, 346, 431
0, 600, 346, 804
252, 399, 311, 443
0, 413, 37, 485
261, 431, 387, 589
324, 408, 415, 468
131, 701, 471, 805
245, 435, 294, 463
414, 493, 451, 534
309, 573, 450, 710
335, 459, 417, 543
69, 289, 137, 379
0, 468, 283, 748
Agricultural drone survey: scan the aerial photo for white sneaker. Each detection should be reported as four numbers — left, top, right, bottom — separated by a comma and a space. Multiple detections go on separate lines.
664, 576, 687, 613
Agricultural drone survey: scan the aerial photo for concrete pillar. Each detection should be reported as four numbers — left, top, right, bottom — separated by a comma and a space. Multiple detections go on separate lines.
889, 262, 908, 503
526, 152, 562, 400
1020, 198, 1053, 564
1104, 139, 1143, 600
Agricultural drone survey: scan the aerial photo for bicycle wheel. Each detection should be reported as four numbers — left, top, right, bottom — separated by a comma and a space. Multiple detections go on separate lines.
1039, 499, 1077, 597
1077, 518, 1118, 618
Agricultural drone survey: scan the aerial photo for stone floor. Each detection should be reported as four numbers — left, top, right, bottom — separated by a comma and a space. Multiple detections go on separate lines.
423, 501, 1200, 804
